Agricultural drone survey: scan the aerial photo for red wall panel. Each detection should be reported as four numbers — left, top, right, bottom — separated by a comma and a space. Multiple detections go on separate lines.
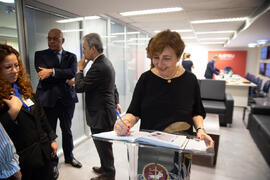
208, 51, 247, 77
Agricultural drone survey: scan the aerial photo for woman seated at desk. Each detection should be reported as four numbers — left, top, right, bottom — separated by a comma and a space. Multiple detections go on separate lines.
114, 29, 214, 179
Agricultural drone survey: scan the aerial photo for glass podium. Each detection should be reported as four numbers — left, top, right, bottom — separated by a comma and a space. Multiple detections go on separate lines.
93, 131, 214, 180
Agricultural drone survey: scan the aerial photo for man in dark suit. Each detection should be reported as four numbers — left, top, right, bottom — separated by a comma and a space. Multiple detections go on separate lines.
204, 55, 220, 79
35, 28, 82, 179
75, 33, 120, 180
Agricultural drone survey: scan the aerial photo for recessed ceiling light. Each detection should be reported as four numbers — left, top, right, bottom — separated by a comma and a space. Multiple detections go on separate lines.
257, 40, 268, 45
182, 37, 196, 39
199, 37, 229, 41
56, 17, 83, 23
129, 38, 150, 41
62, 29, 84, 33
154, 29, 192, 33
172, 29, 193, 33
112, 40, 127, 43
196, 31, 236, 34
120, 7, 182, 16
84, 16, 101, 20
191, 17, 247, 24
248, 43, 257, 48
127, 43, 146, 46
0, 0, 14, 3
101, 35, 117, 38
111, 32, 140, 36
56, 16, 100, 23
200, 42, 225, 44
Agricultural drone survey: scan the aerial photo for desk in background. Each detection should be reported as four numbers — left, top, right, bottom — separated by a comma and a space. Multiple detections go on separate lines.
216, 75, 256, 107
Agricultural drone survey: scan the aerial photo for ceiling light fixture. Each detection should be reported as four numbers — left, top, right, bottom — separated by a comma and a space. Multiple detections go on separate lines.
196, 31, 236, 34
127, 43, 146, 46
84, 16, 101, 20
120, 7, 182, 16
56, 16, 100, 23
154, 29, 192, 33
129, 38, 150, 41
257, 39, 268, 45
62, 29, 84, 33
172, 29, 193, 33
57, 17, 83, 23
111, 32, 140, 36
101, 35, 117, 38
182, 37, 196, 39
248, 43, 257, 48
0, 0, 14, 3
191, 17, 247, 24
199, 37, 229, 41
200, 42, 225, 44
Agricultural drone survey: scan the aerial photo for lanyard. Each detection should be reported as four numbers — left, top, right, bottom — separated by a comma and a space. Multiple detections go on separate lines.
12, 83, 30, 111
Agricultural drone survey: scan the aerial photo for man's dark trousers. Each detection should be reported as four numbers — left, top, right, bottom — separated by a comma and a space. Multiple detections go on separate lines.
91, 127, 115, 177
44, 100, 75, 165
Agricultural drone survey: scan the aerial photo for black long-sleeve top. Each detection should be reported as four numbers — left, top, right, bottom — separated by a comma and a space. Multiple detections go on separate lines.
127, 70, 205, 135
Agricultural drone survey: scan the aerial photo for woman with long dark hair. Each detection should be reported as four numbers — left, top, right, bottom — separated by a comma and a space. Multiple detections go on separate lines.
0, 44, 57, 180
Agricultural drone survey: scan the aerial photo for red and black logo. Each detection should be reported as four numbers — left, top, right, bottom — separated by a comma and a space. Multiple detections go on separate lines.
142, 163, 169, 180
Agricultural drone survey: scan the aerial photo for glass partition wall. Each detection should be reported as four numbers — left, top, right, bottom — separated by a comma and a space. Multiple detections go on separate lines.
25, 6, 86, 150
0, 1, 18, 49
108, 21, 126, 110
12, 0, 150, 155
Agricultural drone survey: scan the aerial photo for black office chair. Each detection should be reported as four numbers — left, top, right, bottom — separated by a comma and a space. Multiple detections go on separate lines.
224, 66, 232, 73
257, 80, 270, 97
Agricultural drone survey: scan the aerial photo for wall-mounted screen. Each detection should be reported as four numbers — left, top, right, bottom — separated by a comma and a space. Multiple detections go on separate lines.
260, 46, 268, 59
268, 46, 270, 59
265, 63, 270, 77
259, 62, 266, 75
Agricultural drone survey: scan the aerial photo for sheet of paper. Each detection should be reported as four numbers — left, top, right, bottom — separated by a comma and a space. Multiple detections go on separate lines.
184, 139, 207, 151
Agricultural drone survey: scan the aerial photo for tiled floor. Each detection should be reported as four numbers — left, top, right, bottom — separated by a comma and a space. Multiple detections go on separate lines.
58, 107, 270, 180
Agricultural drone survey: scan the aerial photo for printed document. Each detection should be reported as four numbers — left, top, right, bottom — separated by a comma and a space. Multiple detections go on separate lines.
93, 130, 207, 152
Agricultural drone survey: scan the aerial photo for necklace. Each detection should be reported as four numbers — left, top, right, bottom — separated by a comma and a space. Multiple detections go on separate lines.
153, 65, 182, 83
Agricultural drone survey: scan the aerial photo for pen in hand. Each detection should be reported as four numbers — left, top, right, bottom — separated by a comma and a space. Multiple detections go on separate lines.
114, 109, 130, 135
114, 109, 123, 121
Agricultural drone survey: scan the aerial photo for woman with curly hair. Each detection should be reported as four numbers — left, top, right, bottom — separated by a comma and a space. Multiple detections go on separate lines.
0, 44, 57, 180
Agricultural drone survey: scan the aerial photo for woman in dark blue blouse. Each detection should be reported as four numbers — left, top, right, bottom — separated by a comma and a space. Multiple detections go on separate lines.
182, 53, 194, 72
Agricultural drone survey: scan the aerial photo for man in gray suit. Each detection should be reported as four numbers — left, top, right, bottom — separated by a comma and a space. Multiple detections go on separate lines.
75, 33, 120, 180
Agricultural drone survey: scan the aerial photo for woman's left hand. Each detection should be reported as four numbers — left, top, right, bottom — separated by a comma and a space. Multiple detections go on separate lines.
51, 141, 58, 157
197, 129, 214, 150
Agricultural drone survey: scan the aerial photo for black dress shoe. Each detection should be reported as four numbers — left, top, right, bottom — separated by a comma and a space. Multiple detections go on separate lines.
92, 166, 103, 174
90, 174, 115, 180
65, 158, 82, 168
53, 166, 59, 179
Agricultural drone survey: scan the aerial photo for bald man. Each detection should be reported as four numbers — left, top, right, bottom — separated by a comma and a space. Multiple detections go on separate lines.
34, 28, 82, 179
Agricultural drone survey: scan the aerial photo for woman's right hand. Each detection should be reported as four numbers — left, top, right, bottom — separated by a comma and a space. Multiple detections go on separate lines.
114, 119, 130, 136
3, 95, 23, 120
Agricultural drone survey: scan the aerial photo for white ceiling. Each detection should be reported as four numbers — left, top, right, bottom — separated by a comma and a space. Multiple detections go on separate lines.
33, 0, 270, 48
3, 0, 270, 48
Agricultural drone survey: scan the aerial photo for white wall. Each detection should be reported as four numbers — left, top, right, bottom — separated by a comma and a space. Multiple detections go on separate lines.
246, 48, 259, 75
184, 45, 209, 79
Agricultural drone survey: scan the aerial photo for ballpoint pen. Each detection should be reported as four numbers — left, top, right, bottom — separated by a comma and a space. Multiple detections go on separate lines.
114, 109, 123, 121
114, 109, 130, 132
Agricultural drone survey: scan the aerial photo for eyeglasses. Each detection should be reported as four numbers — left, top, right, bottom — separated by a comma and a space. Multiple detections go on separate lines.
47, 37, 61, 41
